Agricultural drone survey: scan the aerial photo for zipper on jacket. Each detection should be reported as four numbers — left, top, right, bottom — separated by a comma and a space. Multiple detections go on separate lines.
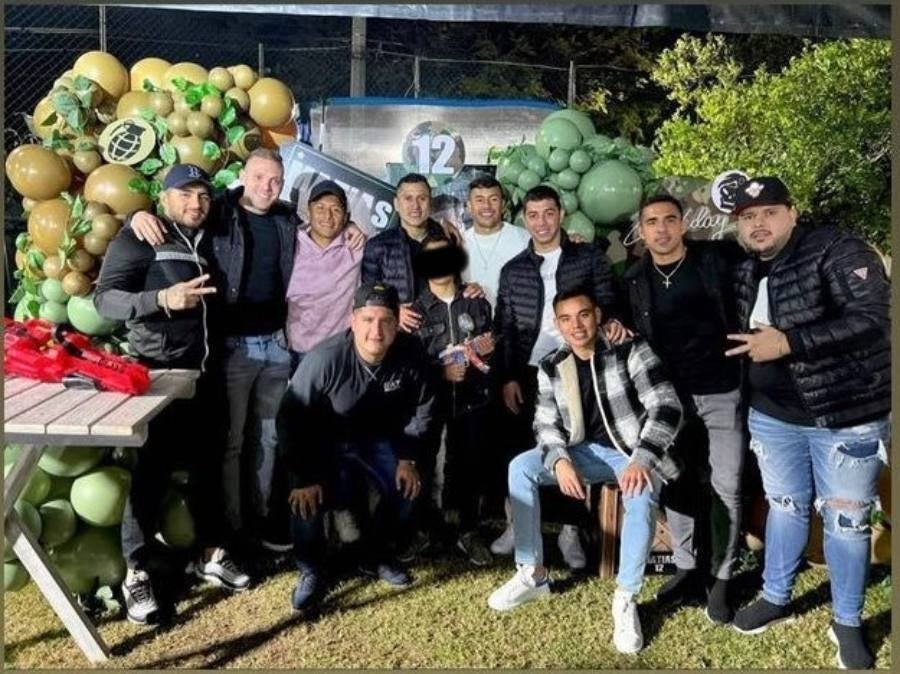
173, 225, 210, 373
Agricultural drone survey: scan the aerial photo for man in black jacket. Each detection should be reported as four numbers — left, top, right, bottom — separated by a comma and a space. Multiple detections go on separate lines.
95, 164, 250, 626
725, 177, 890, 670
411, 234, 496, 565
361, 173, 448, 332
491, 185, 625, 566
624, 194, 744, 623
277, 282, 436, 613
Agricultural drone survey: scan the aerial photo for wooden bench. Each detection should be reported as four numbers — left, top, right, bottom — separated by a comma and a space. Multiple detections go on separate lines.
3, 370, 199, 663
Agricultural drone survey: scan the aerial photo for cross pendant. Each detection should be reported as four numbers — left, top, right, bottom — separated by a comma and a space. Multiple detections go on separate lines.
663, 278, 671, 289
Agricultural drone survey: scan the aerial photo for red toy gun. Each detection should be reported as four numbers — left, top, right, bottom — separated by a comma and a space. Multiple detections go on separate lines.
4, 318, 151, 395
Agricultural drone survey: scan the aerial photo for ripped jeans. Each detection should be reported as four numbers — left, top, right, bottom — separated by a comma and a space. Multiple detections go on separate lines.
748, 407, 889, 626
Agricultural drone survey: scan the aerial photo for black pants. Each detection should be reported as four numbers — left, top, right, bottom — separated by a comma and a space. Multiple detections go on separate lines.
444, 405, 494, 532
120, 372, 229, 568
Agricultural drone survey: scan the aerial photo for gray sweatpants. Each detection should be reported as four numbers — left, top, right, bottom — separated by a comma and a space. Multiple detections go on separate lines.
664, 388, 744, 580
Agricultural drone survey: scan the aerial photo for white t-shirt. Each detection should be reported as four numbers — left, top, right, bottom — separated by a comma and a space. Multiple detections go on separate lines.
528, 247, 564, 366
750, 277, 771, 328
462, 222, 531, 309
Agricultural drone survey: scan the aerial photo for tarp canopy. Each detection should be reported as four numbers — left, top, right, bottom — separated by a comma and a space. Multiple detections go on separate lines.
128, 4, 890, 38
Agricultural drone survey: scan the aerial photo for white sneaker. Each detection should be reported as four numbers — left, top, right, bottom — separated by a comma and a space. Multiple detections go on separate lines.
487, 565, 551, 612
122, 569, 159, 625
557, 525, 586, 570
612, 588, 644, 654
490, 524, 515, 555
193, 548, 251, 592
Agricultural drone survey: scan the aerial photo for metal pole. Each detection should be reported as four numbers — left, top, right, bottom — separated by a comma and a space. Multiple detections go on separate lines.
350, 16, 366, 97
413, 56, 420, 99
98, 5, 107, 52
258, 42, 265, 76
568, 60, 576, 107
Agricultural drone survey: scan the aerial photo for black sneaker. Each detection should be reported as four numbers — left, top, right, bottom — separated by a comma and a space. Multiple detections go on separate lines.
397, 531, 430, 564
655, 568, 703, 606
733, 597, 796, 635
291, 569, 325, 613
122, 569, 159, 625
705, 578, 733, 625
359, 562, 411, 588
828, 622, 874, 670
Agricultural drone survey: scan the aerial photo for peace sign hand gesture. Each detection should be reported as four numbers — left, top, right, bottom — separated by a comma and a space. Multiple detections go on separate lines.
159, 273, 217, 312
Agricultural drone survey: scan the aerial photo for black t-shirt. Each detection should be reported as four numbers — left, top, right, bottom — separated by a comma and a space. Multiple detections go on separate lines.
226, 209, 284, 336
747, 260, 816, 426
574, 354, 613, 447
649, 254, 739, 396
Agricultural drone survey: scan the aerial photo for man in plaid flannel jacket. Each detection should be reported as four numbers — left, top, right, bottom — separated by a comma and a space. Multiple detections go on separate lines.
488, 287, 682, 655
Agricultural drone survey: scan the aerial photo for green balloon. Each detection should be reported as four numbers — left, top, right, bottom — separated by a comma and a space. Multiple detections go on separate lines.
4, 561, 30, 592
568, 150, 593, 174
545, 108, 596, 140
50, 527, 126, 595
556, 168, 580, 191
560, 190, 579, 215
40, 278, 70, 304
66, 293, 121, 337
38, 300, 68, 325
4, 463, 51, 506
517, 169, 541, 192
534, 133, 552, 159
577, 160, 643, 225
160, 491, 196, 548
497, 159, 525, 184
547, 148, 571, 172
5, 445, 24, 467
39, 499, 78, 549
525, 155, 547, 179
5, 501, 42, 562
38, 446, 106, 478
562, 211, 596, 243
70, 466, 131, 527
44, 474, 74, 501
582, 134, 614, 158
537, 118, 582, 152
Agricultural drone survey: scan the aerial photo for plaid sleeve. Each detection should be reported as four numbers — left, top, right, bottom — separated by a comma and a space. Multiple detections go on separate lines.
626, 340, 682, 469
533, 365, 571, 472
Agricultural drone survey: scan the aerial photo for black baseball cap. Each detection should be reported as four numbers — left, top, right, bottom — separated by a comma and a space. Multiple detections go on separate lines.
353, 282, 400, 315
308, 180, 348, 210
163, 164, 212, 191
732, 177, 792, 215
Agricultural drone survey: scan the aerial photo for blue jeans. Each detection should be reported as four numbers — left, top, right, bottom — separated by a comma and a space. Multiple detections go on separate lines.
222, 330, 292, 533
292, 439, 414, 572
509, 442, 661, 594
748, 408, 889, 627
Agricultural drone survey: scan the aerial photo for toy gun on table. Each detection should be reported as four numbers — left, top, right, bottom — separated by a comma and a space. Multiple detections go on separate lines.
437, 313, 494, 374
4, 318, 151, 395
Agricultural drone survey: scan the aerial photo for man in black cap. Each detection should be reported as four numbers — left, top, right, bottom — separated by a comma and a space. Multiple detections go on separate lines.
96, 164, 250, 626
725, 177, 890, 670
276, 282, 437, 613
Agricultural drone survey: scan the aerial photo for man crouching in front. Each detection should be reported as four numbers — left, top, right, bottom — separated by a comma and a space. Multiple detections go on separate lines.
487, 287, 682, 655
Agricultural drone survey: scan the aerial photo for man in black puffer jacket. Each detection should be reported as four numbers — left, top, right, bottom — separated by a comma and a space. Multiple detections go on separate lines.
725, 177, 890, 671
489, 185, 625, 564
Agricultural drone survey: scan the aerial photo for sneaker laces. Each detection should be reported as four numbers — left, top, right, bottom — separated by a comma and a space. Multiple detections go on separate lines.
128, 578, 153, 604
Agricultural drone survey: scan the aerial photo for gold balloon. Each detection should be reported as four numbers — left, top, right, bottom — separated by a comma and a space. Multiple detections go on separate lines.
32, 97, 65, 140
115, 91, 153, 120
247, 78, 294, 128
130, 57, 171, 91
83, 163, 151, 216
72, 51, 129, 100
5, 145, 73, 201
163, 62, 209, 91
27, 199, 71, 255
171, 135, 219, 173
228, 123, 262, 160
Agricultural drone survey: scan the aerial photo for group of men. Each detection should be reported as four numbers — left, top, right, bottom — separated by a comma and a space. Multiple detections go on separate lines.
93, 147, 890, 669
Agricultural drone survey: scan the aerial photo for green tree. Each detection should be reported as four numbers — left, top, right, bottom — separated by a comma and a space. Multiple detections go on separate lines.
652, 38, 891, 251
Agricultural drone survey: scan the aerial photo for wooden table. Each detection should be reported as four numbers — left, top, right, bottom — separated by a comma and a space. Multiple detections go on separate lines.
4, 369, 199, 663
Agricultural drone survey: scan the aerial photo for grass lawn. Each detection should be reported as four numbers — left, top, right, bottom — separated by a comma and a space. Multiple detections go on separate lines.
3, 532, 892, 670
